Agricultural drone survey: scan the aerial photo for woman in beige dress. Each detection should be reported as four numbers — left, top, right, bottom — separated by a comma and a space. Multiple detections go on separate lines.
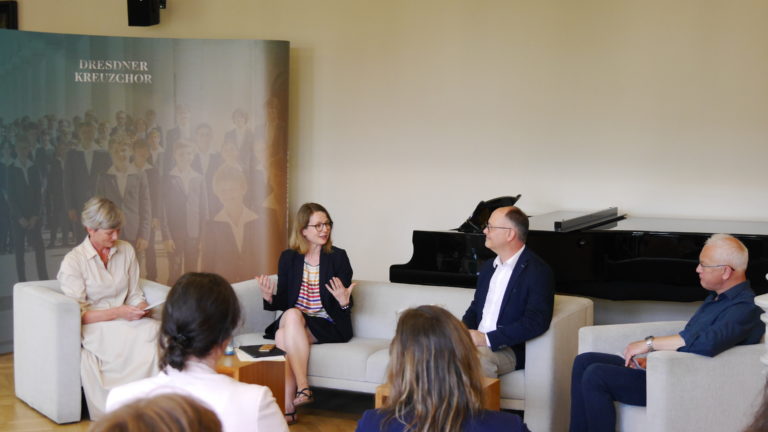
57, 196, 159, 419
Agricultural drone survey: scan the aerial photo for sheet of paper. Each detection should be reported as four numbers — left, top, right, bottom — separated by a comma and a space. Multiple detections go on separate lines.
143, 300, 165, 311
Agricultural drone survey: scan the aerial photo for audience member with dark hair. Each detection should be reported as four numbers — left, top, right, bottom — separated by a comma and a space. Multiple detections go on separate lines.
356, 305, 530, 432
256, 202, 355, 424
58, 197, 158, 419
91, 393, 222, 432
106, 272, 287, 432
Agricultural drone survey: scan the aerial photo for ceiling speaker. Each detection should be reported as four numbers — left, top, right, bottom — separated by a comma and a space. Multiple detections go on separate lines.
127, 0, 160, 27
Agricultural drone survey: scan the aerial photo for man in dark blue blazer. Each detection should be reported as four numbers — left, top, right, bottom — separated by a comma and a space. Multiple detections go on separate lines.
462, 206, 555, 377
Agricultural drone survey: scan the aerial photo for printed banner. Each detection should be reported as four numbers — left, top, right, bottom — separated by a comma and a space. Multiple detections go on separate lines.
0, 29, 289, 352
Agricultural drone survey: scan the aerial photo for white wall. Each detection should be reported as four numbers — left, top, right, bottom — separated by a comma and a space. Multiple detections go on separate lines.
19, 0, 768, 280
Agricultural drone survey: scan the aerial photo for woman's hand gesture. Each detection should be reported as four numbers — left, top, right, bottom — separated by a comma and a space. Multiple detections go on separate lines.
325, 277, 356, 308
257, 274, 275, 303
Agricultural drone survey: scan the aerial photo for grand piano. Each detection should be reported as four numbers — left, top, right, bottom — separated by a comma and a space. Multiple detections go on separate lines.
390, 199, 768, 301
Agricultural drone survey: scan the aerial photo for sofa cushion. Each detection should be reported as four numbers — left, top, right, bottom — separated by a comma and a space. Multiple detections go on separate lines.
351, 281, 475, 339
234, 333, 390, 383
499, 369, 526, 400
365, 347, 390, 384
308, 338, 390, 382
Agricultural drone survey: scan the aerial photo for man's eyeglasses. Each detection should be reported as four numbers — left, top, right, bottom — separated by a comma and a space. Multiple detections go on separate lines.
307, 222, 333, 231
698, 263, 733, 270
482, 224, 514, 232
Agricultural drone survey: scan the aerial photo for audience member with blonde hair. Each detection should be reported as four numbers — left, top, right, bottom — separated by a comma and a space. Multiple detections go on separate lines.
256, 202, 356, 424
57, 197, 159, 419
106, 272, 287, 432
356, 305, 529, 432
91, 393, 222, 432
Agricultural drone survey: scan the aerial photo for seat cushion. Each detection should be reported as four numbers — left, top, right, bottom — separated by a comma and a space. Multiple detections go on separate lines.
308, 337, 390, 382
499, 369, 526, 400
365, 347, 390, 383
616, 402, 647, 432
234, 333, 390, 383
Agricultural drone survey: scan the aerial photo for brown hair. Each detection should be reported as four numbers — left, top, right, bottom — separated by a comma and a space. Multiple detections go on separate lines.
382, 305, 484, 432
89, 393, 221, 432
288, 202, 333, 254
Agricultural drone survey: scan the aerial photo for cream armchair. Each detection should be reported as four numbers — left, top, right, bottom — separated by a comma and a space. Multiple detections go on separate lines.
578, 321, 764, 432
13, 279, 169, 423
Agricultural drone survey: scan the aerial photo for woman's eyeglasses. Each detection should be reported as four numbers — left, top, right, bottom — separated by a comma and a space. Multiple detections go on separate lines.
307, 222, 333, 231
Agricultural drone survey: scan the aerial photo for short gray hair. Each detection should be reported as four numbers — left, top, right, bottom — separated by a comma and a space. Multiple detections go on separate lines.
705, 233, 749, 272
81, 197, 124, 230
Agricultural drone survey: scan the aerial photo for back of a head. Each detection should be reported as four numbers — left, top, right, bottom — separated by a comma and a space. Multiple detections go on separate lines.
90, 393, 222, 432
159, 273, 242, 371
384, 305, 484, 432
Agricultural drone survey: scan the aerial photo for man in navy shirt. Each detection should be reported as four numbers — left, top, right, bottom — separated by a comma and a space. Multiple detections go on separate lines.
569, 233, 765, 432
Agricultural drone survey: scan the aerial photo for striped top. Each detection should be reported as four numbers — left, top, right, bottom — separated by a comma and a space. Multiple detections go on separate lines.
295, 261, 331, 321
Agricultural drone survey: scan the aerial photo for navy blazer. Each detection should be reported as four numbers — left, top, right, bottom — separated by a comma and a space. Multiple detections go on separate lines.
264, 246, 354, 341
356, 409, 530, 432
63, 148, 111, 215
462, 246, 555, 369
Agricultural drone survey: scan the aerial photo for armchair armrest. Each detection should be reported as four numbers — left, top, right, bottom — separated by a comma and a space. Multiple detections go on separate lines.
645, 344, 764, 432
141, 279, 170, 306
523, 295, 594, 432
13, 281, 82, 423
579, 321, 687, 355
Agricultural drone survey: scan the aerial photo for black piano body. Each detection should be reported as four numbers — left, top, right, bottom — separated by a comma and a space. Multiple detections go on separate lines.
390, 211, 768, 301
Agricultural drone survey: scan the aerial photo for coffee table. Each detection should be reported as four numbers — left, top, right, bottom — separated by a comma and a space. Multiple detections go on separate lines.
215, 354, 286, 413
375, 376, 500, 410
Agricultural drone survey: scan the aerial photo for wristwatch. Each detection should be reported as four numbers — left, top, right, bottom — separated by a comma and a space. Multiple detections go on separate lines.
644, 335, 655, 352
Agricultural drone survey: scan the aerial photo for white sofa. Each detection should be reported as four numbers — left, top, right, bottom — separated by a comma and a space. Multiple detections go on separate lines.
13, 279, 170, 424
233, 279, 594, 432
579, 321, 765, 432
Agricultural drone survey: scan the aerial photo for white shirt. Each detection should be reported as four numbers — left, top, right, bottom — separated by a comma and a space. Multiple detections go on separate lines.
58, 237, 145, 314
80, 145, 96, 173
107, 164, 138, 198
213, 207, 258, 253
478, 246, 526, 344
106, 360, 288, 432
12, 158, 31, 183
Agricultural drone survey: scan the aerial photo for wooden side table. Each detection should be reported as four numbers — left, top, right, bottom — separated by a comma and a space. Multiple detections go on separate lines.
375, 377, 500, 410
215, 355, 286, 413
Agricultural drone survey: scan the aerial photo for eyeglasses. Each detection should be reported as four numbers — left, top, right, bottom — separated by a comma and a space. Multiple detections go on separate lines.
698, 263, 732, 270
306, 222, 333, 231
482, 224, 514, 232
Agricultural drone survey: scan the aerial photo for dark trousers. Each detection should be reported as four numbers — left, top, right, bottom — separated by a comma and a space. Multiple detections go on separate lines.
145, 226, 158, 281
569, 352, 646, 432
13, 221, 49, 282
0, 202, 11, 253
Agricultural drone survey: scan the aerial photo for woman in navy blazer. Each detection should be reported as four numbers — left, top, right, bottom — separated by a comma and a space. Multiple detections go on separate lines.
257, 202, 355, 425
356, 305, 530, 432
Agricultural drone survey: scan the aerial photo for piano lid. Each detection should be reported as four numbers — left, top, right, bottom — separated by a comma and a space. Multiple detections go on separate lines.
531, 210, 768, 236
